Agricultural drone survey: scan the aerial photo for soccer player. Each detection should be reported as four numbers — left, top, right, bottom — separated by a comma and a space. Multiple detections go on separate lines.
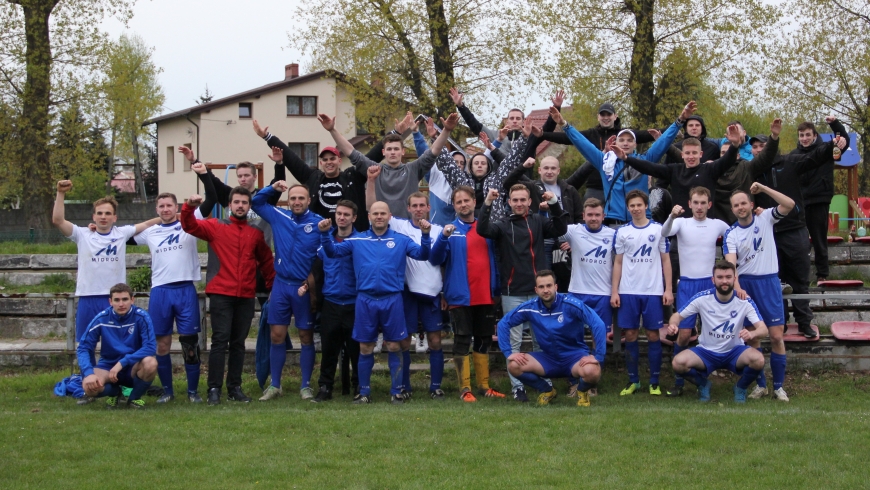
252, 182, 324, 401
318, 201, 431, 404
723, 182, 794, 401
51, 180, 159, 343
133, 193, 204, 403
78, 283, 158, 409
660, 187, 730, 397
497, 271, 607, 407
666, 261, 769, 403
611, 190, 673, 396
309, 200, 362, 402
429, 186, 506, 402
181, 190, 276, 405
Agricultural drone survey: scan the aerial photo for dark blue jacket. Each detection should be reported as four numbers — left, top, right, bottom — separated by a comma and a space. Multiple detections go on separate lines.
77, 305, 157, 377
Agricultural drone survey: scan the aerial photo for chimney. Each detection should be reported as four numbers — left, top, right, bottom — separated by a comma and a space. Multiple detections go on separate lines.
285, 63, 299, 80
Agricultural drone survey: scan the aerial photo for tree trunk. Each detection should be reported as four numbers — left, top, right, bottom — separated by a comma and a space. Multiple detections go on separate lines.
425, 0, 456, 118
627, 0, 657, 128
18, 0, 58, 230
131, 128, 146, 201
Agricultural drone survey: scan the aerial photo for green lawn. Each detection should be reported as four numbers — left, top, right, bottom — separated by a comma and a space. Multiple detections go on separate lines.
1, 367, 869, 488
0, 240, 208, 254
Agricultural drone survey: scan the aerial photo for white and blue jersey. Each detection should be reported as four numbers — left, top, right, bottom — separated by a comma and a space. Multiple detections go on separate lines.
561, 224, 616, 296
134, 221, 201, 287
317, 230, 360, 305
252, 186, 323, 284
497, 293, 607, 364
679, 290, 762, 353
389, 217, 443, 297
723, 207, 783, 277
69, 225, 137, 297
76, 305, 157, 377
614, 221, 669, 295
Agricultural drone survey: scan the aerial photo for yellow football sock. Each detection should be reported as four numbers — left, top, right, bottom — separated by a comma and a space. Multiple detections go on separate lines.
473, 352, 491, 390
454, 355, 472, 391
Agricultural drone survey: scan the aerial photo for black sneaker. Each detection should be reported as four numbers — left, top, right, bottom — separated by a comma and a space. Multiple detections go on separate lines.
513, 388, 529, 403
799, 324, 816, 339
430, 389, 446, 400
312, 386, 333, 403
207, 388, 221, 406
188, 392, 203, 403
227, 387, 251, 403
399, 389, 412, 401
665, 385, 684, 397
352, 394, 371, 404
391, 394, 405, 405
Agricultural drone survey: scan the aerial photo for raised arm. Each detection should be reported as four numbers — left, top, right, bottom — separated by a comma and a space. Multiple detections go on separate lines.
750, 182, 794, 217
429, 226, 453, 266
551, 106, 604, 168
257, 121, 316, 185
52, 180, 75, 237
180, 196, 215, 241
404, 224, 431, 262
541, 196, 569, 238
643, 101, 697, 163
250, 184, 286, 223
451, 87, 497, 141
623, 156, 671, 179
318, 113, 357, 159
133, 217, 162, 235
365, 166, 380, 211
748, 119, 783, 178
475, 189, 502, 239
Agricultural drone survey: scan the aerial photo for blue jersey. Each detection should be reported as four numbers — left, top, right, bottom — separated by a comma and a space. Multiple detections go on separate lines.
497, 293, 607, 363
77, 305, 157, 377
317, 230, 360, 305
429, 217, 499, 306
320, 226, 430, 296
252, 186, 323, 284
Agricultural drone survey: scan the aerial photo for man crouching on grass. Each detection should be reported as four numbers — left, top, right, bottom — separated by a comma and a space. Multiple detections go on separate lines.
497, 270, 607, 407
78, 283, 158, 409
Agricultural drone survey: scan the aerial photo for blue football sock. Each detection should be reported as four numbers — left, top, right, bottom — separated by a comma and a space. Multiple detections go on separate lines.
128, 375, 153, 402
358, 353, 374, 396
576, 378, 593, 393
270, 343, 287, 389
771, 352, 786, 390
156, 354, 173, 395
626, 340, 640, 384
300, 343, 315, 389
429, 348, 444, 391
755, 348, 767, 388
388, 351, 402, 396
99, 383, 120, 398
402, 349, 411, 392
648, 339, 662, 385
184, 363, 200, 394
684, 368, 707, 387
672, 343, 685, 386
737, 366, 761, 390
516, 371, 553, 393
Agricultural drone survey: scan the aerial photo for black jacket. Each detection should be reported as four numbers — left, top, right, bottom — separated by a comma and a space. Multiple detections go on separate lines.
477, 201, 568, 296
502, 165, 584, 224
795, 119, 847, 206
753, 134, 847, 233
665, 115, 722, 164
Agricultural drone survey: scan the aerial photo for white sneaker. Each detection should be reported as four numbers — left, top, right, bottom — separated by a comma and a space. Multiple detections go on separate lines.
773, 387, 790, 402
373, 334, 383, 354
313, 332, 322, 352
416, 334, 428, 353
748, 386, 768, 399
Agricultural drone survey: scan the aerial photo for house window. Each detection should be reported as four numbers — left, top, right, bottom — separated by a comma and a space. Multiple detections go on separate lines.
183, 143, 192, 171
167, 146, 174, 173
287, 143, 320, 168
239, 102, 252, 119
287, 96, 317, 116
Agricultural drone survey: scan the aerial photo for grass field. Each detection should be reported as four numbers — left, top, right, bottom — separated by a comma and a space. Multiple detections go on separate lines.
0, 240, 208, 254
1, 366, 869, 489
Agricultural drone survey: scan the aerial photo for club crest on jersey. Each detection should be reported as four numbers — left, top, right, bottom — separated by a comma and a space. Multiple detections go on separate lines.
111, 238, 118, 243
128, 325, 134, 334
603, 238, 610, 244
304, 224, 314, 233
648, 234, 655, 242
174, 225, 181, 231
557, 314, 564, 323
731, 310, 738, 318
386, 241, 396, 249
753, 226, 759, 234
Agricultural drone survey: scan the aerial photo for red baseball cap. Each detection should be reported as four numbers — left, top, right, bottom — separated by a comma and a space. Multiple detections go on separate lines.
319, 146, 340, 157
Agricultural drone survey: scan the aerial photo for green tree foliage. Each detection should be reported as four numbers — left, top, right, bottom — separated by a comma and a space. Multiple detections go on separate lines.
0, 0, 134, 229
765, 0, 870, 193
288, 0, 539, 133
530, 0, 780, 128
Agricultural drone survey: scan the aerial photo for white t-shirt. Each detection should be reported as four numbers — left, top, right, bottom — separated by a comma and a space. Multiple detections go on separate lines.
614, 221, 669, 295
562, 224, 616, 296
664, 217, 729, 279
723, 208, 782, 277
69, 225, 137, 297
679, 290, 762, 353
389, 217, 443, 297
134, 221, 201, 287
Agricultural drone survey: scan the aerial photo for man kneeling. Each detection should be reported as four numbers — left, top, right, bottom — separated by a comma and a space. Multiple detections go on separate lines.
497, 270, 607, 406
666, 261, 768, 403
78, 283, 158, 409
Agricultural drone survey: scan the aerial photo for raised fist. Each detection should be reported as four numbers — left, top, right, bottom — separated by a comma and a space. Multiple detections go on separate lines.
419, 219, 432, 234
523, 157, 535, 169
367, 165, 381, 181
442, 224, 455, 236
485, 188, 499, 204
671, 205, 684, 217
191, 162, 207, 175
56, 180, 72, 193
272, 180, 289, 192
317, 219, 332, 232
187, 195, 203, 207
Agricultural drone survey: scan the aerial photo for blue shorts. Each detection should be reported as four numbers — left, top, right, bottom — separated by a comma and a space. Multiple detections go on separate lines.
149, 282, 200, 337
617, 294, 663, 330
740, 274, 784, 326
402, 290, 441, 334
76, 295, 110, 342
95, 360, 136, 387
528, 350, 589, 378
571, 293, 612, 331
677, 277, 712, 330
353, 293, 408, 343
268, 279, 313, 330
689, 345, 752, 374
